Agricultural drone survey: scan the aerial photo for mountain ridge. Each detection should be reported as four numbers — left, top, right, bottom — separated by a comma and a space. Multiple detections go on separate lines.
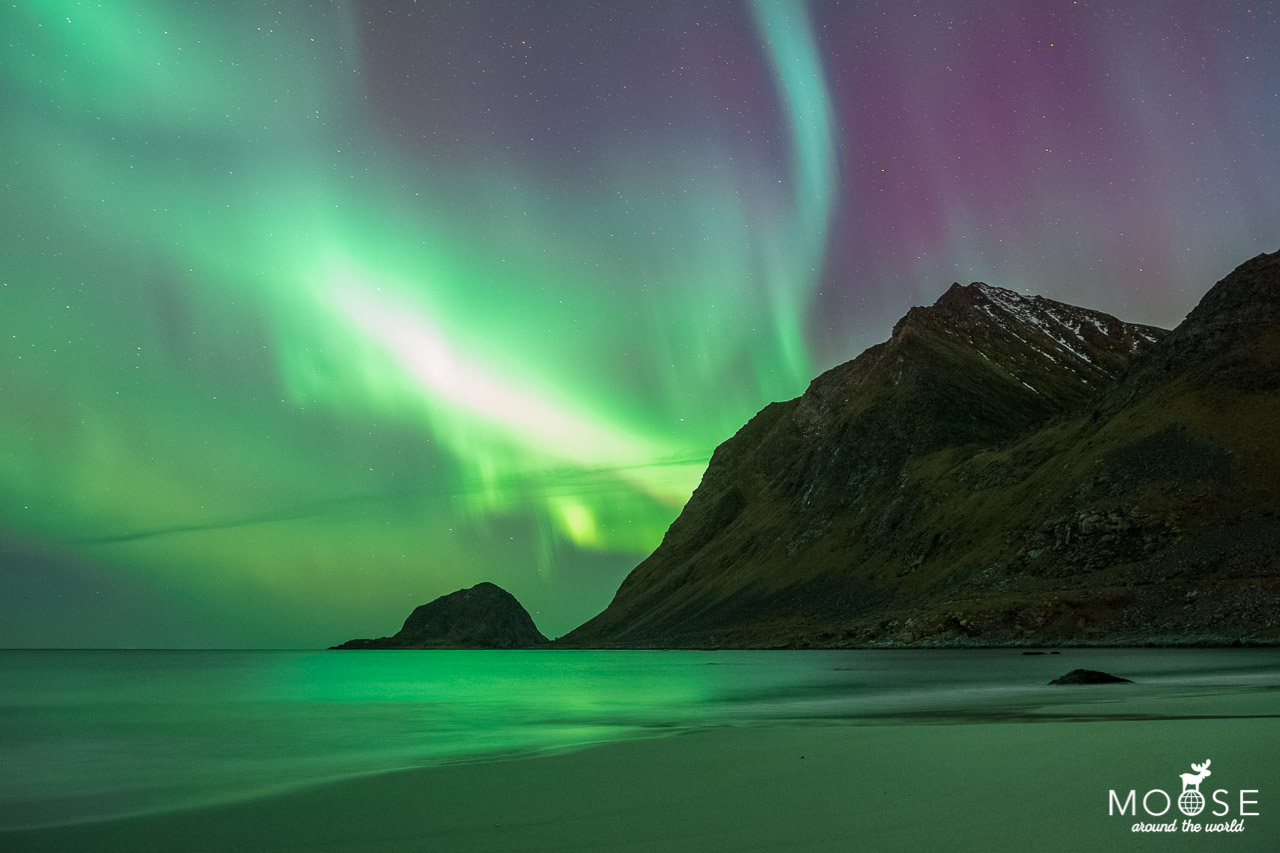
561, 251, 1280, 648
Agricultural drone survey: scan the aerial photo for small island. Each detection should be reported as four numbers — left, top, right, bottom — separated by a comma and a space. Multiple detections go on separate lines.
332, 582, 550, 649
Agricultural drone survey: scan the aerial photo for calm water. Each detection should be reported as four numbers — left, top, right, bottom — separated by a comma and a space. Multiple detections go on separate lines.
2, 648, 1277, 830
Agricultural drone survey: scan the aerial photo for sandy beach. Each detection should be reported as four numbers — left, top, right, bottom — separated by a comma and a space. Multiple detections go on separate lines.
5, 686, 1276, 852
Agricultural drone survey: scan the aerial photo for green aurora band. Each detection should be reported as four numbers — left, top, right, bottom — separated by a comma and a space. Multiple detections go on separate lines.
0, 1, 837, 643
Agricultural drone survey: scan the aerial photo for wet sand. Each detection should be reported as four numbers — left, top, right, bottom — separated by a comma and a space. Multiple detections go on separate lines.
4, 689, 1277, 852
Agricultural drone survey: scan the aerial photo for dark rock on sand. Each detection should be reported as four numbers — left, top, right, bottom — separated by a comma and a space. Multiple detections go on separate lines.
1048, 669, 1133, 685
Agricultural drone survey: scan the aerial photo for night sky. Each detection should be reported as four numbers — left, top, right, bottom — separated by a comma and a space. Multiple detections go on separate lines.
2, 1, 1277, 648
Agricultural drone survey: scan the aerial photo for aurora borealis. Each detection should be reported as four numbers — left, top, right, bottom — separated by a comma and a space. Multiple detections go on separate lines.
2, 1, 1278, 647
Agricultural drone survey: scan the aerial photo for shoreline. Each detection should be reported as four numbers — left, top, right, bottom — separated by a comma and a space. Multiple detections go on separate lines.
547, 639, 1280, 651
4, 641, 1279, 651
5, 689, 1278, 852
557, 640, 1280, 648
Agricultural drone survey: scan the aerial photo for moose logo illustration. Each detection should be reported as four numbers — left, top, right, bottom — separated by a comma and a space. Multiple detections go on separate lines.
1108, 757, 1260, 833
1178, 760, 1211, 816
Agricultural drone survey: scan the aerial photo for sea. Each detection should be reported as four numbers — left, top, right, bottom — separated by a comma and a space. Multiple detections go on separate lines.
2, 647, 1277, 830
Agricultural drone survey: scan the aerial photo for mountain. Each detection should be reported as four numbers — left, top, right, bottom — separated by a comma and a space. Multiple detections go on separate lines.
562, 251, 1280, 648
333, 582, 550, 649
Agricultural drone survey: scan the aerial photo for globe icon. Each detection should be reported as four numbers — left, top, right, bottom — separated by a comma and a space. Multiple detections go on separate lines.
1178, 789, 1206, 816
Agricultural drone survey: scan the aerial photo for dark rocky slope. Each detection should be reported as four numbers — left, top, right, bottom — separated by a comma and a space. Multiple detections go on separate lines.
333, 582, 550, 649
562, 251, 1280, 648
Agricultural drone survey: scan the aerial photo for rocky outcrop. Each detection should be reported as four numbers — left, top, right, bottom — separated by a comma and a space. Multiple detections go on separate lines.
333, 582, 550, 649
1049, 669, 1133, 685
560, 251, 1280, 649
